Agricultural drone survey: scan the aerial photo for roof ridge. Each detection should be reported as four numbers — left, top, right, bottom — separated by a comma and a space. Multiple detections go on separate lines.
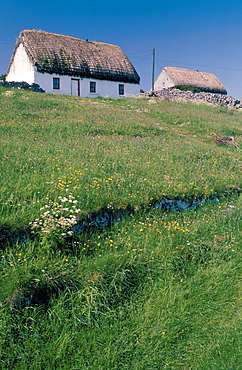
21, 29, 119, 48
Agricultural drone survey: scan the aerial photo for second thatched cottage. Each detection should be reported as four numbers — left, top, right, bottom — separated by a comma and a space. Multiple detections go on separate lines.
154, 66, 227, 94
6, 30, 140, 98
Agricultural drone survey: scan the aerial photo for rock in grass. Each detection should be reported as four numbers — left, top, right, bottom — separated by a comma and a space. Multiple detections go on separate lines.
214, 136, 237, 147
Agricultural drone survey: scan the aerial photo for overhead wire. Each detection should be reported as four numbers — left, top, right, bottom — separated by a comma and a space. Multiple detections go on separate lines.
130, 49, 242, 73
153, 57, 242, 73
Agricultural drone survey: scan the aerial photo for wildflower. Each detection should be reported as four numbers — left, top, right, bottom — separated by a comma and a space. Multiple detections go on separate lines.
29, 195, 81, 244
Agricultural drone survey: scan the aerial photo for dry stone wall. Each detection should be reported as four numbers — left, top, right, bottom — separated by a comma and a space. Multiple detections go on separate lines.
0, 81, 45, 93
143, 88, 242, 108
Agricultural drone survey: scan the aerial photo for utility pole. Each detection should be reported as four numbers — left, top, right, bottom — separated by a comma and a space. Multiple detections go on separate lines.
151, 48, 155, 93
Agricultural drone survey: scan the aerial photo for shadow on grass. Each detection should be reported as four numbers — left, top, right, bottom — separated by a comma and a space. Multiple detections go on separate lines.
0, 224, 33, 249
172, 243, 212, 281
4, 272, 80, 309
3, 261, 146, 314
99, 263, 145, 309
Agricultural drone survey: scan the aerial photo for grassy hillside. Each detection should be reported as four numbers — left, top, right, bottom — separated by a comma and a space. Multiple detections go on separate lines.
0, 87, 241, 369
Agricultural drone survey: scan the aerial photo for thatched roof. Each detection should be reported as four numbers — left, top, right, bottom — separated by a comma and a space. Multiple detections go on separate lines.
8, 30, 140, 84
163, 66, 226, 94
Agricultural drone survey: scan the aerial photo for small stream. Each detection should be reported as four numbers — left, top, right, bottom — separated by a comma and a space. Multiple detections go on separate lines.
71, 197, 219, 235
0, 197, 219, 248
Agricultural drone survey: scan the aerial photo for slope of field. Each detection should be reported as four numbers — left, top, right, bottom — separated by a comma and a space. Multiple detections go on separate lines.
0, 87, 241, 369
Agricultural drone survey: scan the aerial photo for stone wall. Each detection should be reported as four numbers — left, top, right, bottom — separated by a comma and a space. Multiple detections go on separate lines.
0, 81, 45, 93
142, 88, 242, 108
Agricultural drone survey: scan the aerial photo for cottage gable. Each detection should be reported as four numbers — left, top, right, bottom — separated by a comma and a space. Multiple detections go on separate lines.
7, 43, 34, 83
154, 66, 227, 94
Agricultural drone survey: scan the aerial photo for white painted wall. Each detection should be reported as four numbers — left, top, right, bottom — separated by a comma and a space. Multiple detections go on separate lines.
154, 70, 174, 90
6, 44, 35, 84
80, 77, 140, 98
35, 71, 140, 98
34, 72, 72, 95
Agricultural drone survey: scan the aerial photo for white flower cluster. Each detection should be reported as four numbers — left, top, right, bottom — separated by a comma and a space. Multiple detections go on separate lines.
30, 195, 81, 237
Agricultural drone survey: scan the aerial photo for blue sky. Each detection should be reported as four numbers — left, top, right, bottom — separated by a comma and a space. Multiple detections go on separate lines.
1, 0, 242, 98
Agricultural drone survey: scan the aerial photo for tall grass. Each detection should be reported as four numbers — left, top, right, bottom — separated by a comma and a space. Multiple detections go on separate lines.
0, 87, 241, 369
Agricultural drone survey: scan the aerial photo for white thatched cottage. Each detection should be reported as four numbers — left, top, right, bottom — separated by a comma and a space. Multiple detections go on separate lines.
154, 66, 227, 94
6, 30, 140, 98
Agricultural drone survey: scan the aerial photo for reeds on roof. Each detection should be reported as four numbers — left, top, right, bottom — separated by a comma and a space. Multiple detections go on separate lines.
164, 67, 227, 94
9, 30, 140, 84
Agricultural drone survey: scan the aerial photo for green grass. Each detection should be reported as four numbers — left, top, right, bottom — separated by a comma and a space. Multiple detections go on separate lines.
0, 87, 242, 369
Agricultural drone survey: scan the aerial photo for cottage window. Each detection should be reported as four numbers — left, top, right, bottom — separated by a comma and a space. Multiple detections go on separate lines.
90, 81, 96, 93
53, 78, 60, 89
119, 84, 124, 95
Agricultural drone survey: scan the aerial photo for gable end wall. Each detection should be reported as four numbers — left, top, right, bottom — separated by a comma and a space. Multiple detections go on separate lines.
154, 70, 174, 90
6, 44, 35, 84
